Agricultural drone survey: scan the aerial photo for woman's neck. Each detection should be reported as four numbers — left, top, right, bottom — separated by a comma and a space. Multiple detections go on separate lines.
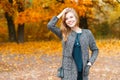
71, 26, 82, 33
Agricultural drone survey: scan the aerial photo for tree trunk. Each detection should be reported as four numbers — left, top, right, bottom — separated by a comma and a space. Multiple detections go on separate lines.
17, 1, 25, 43
79, 15, 88, 29
4, 0, 16, 42
17, 24, 24, 43
5, 12, 17, 42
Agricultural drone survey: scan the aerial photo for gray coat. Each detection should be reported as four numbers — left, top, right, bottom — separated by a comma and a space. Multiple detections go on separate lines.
47, 16, 99, 80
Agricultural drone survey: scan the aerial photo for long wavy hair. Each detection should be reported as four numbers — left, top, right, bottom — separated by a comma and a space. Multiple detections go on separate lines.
60, 8, 80, 41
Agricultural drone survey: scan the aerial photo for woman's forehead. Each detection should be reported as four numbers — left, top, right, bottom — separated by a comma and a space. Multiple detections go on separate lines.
66, 12, 74, 17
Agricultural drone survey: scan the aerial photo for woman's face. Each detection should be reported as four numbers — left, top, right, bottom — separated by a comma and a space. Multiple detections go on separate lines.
65, 12, 77, 28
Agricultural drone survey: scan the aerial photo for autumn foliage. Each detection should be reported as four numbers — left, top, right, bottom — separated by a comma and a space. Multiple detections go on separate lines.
0, 0, 120, 41
0, 0, 93, 24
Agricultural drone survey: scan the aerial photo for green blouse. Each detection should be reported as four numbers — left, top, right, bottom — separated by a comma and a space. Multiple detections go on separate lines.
72, 33, 83, 72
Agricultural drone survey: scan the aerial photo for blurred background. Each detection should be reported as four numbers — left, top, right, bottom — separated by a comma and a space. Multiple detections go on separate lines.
0, 0, 120, 43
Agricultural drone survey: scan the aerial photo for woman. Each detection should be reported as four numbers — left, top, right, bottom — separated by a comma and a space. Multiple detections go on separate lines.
47, 8, 99, 80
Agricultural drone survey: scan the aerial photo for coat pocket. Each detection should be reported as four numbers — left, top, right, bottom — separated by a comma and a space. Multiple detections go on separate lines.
57, 67, 64, 78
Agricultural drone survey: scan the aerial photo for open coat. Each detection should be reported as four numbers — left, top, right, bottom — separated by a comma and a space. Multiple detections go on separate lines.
47, 16, 99, 80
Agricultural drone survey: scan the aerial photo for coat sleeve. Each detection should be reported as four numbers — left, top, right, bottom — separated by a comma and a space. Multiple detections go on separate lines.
88, 30, 99, 65
47, 16, 62, 40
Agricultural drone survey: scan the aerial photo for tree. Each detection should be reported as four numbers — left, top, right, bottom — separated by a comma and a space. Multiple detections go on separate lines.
88, 0, 120, 38
17, 0, 25, 43
4, 0, 17, 42
1, 0, 26, 43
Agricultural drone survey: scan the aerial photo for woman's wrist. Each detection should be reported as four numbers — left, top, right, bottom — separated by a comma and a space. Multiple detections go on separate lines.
57, 12, 64, 19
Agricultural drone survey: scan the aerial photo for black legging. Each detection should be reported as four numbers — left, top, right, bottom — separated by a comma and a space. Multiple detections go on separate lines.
77, 72, 83, 80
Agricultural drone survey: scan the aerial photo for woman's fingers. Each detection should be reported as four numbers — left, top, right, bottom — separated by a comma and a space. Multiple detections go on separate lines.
65, 8, 71, 12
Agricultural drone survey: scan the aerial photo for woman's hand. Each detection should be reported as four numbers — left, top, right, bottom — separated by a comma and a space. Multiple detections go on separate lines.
57, 8, 71, 19
84, 65, 91, 76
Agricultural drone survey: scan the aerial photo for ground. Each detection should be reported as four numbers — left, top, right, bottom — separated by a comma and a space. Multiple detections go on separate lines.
0, 40, 120, 80
0, 53, 119, 80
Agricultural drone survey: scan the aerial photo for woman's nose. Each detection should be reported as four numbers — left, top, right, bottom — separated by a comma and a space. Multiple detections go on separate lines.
67, 19, 72, 22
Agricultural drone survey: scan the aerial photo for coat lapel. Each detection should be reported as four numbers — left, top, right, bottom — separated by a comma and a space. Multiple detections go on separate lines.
66, 31, 76, 57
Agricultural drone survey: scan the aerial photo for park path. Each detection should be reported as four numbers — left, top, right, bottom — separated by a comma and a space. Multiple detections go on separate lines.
0, 53, 119, 80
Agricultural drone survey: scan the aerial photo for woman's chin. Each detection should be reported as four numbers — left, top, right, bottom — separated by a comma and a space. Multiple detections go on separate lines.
68, 24, 75, 28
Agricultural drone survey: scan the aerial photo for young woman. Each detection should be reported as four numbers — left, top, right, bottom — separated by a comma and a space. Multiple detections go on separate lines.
47, 8, 99, 80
